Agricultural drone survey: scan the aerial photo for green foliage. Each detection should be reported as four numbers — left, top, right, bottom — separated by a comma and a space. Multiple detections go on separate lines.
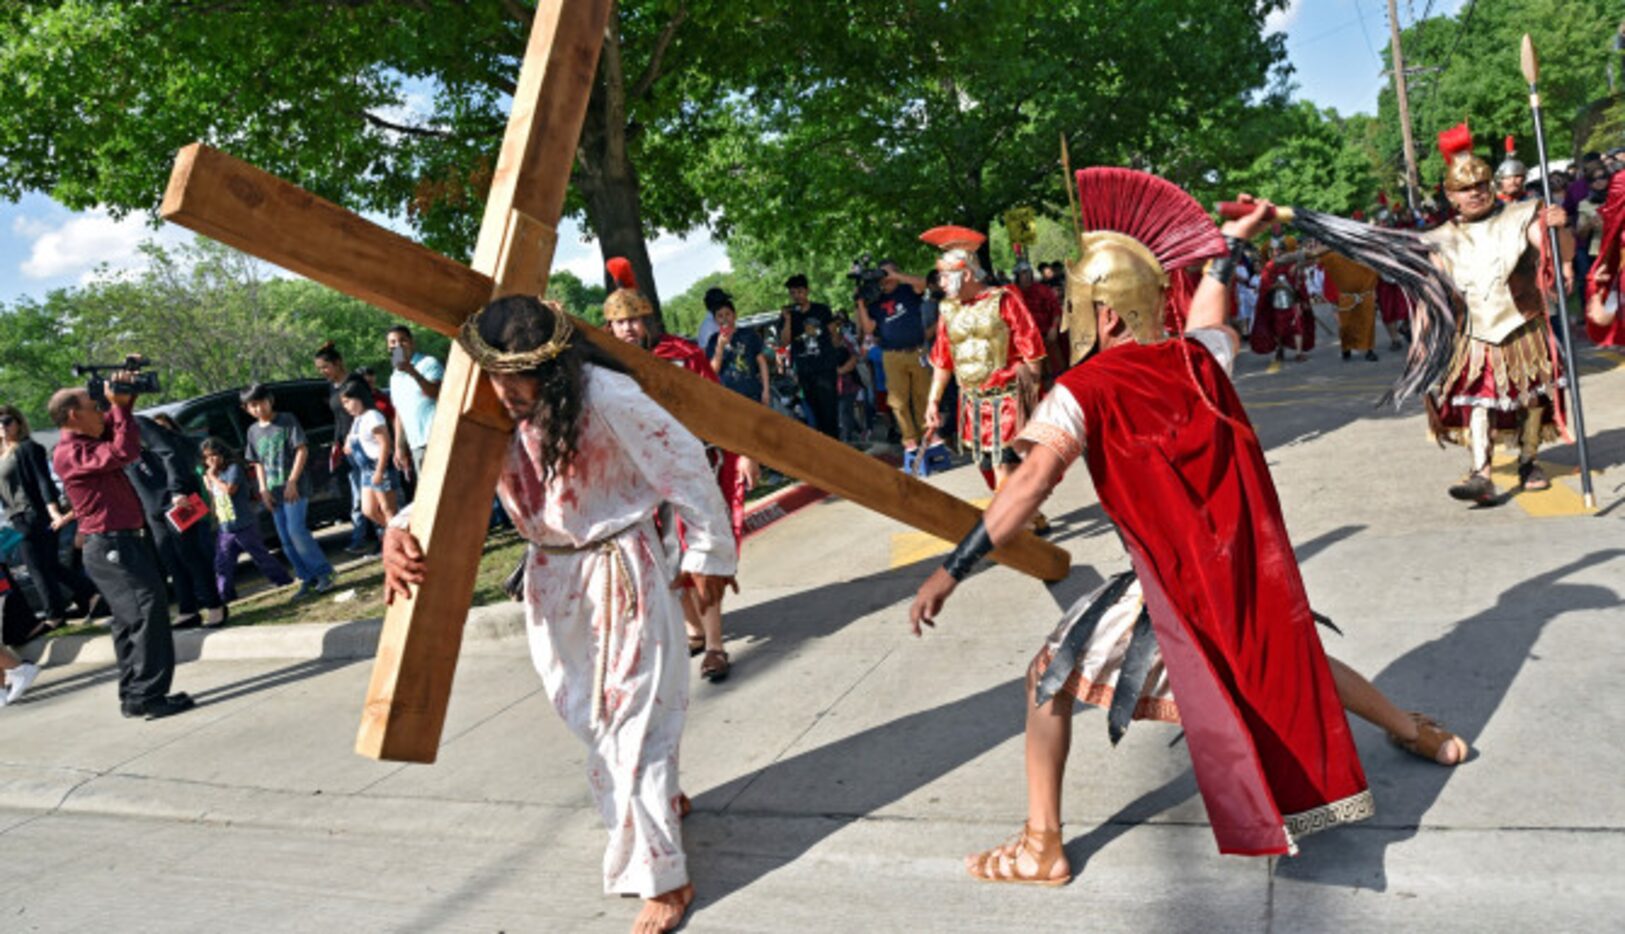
1211, 102, 1387, 214
0, 238, 448, 426
544, 270, 607, 325
0, 1, 751, 271
1373, 0, 1621, 192
692, 0, 1290, 268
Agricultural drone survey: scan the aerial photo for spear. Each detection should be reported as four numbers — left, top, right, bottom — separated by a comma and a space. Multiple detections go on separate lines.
1523, 33, 1596, 508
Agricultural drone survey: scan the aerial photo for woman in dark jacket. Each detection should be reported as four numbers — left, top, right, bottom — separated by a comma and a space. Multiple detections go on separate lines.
0, 405, 100, 634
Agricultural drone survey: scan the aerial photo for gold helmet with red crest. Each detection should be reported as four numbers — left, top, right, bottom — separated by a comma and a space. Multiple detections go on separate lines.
919, 225, 987, 296
1438, 122, 1491, 192
601, 256, 654, 321
1062, 168, 1228, 361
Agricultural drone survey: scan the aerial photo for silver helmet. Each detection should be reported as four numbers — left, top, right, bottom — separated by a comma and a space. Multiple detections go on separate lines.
1495, 135, 1526, 180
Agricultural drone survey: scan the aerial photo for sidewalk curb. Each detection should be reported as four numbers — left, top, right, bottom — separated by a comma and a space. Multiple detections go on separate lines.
28, 478, 840, 668
741, 481, 830, 539
30, 602, 529, 669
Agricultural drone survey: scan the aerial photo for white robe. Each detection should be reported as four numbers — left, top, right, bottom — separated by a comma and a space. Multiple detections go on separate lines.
497, 365, 736, 898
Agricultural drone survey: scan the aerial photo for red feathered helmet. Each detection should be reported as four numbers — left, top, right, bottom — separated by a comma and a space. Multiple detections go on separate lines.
602, 257, 653, 322
1063, 168, 1227, 361
1438, 122, 1490, 192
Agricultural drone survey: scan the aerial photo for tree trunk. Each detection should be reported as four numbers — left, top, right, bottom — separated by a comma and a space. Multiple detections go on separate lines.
576, 149, 661, 319
569, 4, 662, 322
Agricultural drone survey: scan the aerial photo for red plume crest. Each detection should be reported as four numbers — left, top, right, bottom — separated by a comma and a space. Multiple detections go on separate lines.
1073, 167, 1226, 271
1504, 134, 1516, 155
1437, 122, 1473, 162
606, 257, 638, 291
919, 225, 986, 251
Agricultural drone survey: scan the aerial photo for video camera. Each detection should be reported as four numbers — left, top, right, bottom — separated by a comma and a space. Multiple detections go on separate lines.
74, 354, 160, 405
847, 253, 888, 306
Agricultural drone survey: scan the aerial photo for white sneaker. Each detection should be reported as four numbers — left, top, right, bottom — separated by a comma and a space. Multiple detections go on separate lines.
5, 662, 39, 705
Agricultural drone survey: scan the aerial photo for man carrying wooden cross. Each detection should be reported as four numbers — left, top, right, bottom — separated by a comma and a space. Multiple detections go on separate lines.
382, 295, 734, 934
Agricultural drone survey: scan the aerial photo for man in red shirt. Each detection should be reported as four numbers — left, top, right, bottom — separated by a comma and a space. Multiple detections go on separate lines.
49, 375, 192, 720
602, 259, 745, 684
1014, 258, 1064, 382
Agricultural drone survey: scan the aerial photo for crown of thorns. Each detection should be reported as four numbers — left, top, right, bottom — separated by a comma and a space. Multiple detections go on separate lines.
456, 300, 575, 372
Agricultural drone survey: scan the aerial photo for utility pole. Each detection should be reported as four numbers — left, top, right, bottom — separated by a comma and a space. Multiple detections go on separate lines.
1388, 0, 1422, 213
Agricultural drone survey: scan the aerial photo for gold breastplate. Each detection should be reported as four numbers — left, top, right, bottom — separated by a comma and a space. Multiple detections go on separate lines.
1422, 200, 1539, 343
942, 289, 1009, 390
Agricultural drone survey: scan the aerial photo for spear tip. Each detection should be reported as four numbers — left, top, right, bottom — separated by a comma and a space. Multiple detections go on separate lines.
1521, 33, 1538, 86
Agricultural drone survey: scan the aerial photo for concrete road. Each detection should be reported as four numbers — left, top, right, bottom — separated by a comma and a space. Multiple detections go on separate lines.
2, 343, 1623, 933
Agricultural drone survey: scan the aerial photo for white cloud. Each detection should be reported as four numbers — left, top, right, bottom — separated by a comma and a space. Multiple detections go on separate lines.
17, 207, 187, 282
1265, 0, 1306, 34
550, 225, 731, 297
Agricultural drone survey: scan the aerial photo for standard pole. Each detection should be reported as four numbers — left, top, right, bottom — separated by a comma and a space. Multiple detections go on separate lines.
1523, 35, 1597, 508
1388, 0, 1423, 214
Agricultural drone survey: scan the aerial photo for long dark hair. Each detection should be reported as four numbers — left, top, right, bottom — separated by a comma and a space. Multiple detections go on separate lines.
474, 295, 626, 484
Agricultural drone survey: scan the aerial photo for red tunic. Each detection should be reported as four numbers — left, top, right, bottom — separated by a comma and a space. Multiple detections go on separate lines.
1055, 339, 1370, 855
652, 334, 744, 547
1375, 279, 1410, 326
1250, 260, 1318, 354
929, 287, 1046, 455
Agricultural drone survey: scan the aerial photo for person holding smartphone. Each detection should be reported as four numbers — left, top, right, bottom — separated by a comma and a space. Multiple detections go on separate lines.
386, 326, 443, 481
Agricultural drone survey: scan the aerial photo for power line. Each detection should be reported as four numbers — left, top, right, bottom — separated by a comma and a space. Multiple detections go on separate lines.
1415, 0, 1478, 126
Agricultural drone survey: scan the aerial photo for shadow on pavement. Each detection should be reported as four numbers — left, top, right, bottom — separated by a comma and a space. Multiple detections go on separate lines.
190, 657, 365, 707
688, 678, 1026, 909
1277, 549, 1623, 891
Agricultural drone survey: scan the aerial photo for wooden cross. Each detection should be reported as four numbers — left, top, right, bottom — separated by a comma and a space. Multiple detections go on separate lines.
159, 0, 1069, 764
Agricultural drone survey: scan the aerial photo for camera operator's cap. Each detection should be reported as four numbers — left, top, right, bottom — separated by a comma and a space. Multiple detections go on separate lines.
602, 256, 654, 322
784, 273, 809, 290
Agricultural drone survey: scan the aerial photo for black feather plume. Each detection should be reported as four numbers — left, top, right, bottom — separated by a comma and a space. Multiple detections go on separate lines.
1287, 209, 1461, 408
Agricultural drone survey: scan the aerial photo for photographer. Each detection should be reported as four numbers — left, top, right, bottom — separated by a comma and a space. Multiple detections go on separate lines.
778, 274, 841, 437
48, 373, 192, 720
854, 261, 939, 475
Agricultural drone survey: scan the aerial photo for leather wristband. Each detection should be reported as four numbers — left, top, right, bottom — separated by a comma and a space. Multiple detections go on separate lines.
942, 518, 994, 582
1205, 255, 1236, 285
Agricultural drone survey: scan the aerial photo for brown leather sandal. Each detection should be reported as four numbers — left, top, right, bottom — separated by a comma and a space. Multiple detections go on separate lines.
965, 823, 1069, 886
677, 793, 692, 820
687, 633, 705, 657
1388, 711, 1468, 766
700, 649, 730, 682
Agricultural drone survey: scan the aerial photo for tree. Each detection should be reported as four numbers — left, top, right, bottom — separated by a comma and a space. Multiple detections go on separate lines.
0, 237, 447, 426
544, 270, 608, 324
692, 0, 1290, 272
0, 1, 771, 310
1373, 0, 1619, 193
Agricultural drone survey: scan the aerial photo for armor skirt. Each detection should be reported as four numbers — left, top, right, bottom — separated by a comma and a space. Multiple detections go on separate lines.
958, 385, 1026, 466
1429, 316, 1563, 446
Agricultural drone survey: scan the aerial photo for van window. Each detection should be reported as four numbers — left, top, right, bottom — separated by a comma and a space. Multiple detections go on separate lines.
277, 385, 335, 445
179, 402, 246, 450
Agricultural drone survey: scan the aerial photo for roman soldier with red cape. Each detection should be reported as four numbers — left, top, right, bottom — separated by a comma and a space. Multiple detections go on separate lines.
1250, 240, 1317, 360
603, 258, 744, 682
910, 170, 1465, 885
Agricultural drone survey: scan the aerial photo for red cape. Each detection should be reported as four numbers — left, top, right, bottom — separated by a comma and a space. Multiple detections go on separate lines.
1250, 260, 1317, 355
653, 334, 744, 544
1056, 338, 1370, 855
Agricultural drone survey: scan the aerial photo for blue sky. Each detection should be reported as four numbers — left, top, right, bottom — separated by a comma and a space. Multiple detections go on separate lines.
0, 0, 1463, 308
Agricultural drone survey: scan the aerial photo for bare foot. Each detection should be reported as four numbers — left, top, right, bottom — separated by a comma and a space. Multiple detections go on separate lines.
632, 884, 693, 934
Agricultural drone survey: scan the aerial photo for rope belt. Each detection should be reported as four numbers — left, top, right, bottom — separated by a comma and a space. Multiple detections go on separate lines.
535, 526, 640, 727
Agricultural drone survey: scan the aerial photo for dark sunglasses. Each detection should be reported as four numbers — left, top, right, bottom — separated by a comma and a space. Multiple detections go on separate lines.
0, 416, 15, 426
